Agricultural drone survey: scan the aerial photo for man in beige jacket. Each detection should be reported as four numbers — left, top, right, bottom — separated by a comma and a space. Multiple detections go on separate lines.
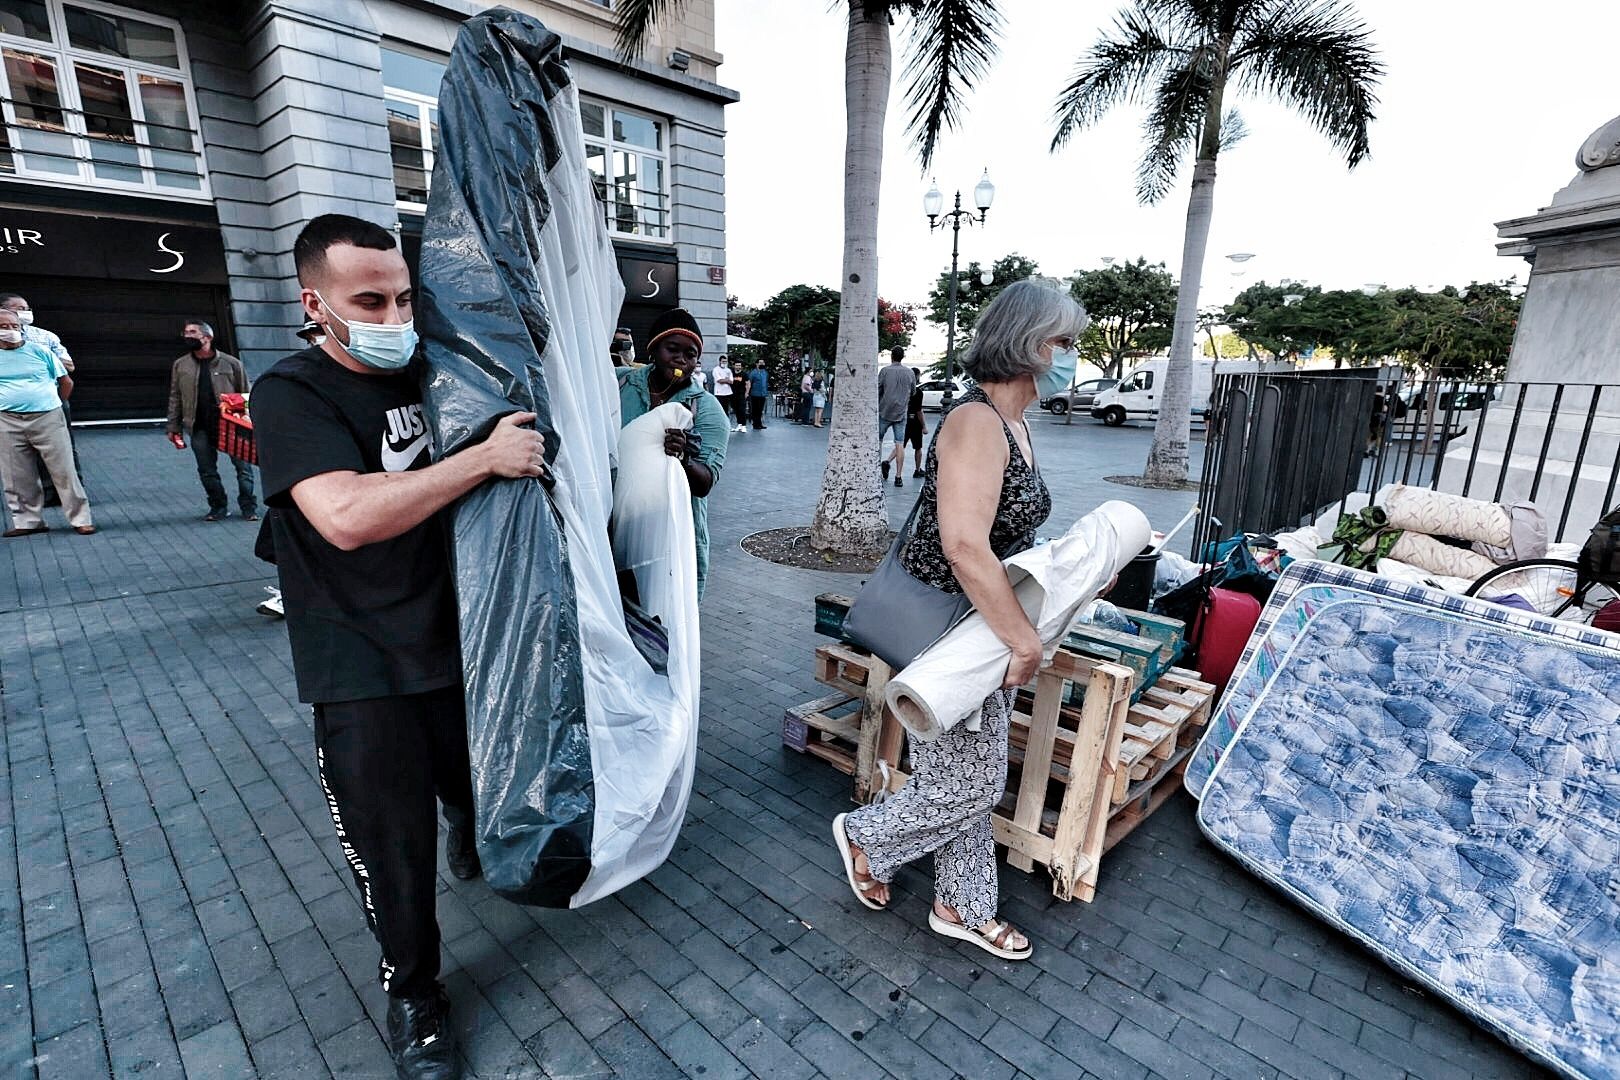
166, 319, 256, 521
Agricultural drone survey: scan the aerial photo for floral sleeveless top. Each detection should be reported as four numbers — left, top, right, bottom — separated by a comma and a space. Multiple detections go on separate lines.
901, 387, 1052, 593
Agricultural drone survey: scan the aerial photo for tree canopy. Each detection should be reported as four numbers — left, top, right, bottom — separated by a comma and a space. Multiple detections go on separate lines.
1221, 280, 1522, 378
924, 252, 1039, 344
1069, 258, 1178, 377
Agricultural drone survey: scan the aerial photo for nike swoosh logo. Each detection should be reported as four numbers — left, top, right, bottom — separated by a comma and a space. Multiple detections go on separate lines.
380, 432, 430, 472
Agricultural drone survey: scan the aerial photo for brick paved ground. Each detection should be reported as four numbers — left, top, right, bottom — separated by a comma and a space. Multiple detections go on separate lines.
0, 411, 1551, 1079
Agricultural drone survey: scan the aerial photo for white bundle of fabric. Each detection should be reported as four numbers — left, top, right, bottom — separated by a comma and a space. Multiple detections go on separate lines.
886, 501, 1151, 741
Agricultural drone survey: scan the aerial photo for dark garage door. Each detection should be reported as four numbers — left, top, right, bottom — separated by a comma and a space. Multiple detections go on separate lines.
19, 276, 235, 421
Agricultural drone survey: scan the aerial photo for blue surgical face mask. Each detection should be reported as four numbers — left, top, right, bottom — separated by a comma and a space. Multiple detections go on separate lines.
316, 290, 418, 370
1036, 344, 1079, 400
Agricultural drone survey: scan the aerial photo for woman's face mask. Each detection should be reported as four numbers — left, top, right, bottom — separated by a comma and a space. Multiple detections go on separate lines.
1035, 341, 1079, 399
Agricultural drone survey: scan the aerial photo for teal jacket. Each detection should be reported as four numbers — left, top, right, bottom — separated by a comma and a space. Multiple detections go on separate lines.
617, 366, 730, 598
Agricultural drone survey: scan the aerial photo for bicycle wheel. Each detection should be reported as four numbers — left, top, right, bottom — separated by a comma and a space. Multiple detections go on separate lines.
1464, 559, 1620, 621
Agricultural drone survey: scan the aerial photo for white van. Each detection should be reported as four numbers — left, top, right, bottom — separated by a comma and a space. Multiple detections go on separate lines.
1089, 358, 1286, 426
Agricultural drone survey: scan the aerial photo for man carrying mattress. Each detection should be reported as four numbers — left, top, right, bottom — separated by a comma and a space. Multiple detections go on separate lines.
253, 214, 545, 1080
617, 307, 729, 598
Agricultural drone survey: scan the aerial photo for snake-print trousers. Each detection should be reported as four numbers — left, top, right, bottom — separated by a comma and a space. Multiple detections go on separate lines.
844, 688, 1011, 926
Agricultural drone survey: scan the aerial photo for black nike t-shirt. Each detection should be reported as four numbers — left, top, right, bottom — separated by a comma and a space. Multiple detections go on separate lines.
251, 347, 460, 704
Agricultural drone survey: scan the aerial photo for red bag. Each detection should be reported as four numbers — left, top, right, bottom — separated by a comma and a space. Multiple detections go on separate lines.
217, 393, 257, 465
1192, 587, 1262, 690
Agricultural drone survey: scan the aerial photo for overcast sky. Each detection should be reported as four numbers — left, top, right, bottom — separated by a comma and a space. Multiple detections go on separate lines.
713, 0, 1619, 354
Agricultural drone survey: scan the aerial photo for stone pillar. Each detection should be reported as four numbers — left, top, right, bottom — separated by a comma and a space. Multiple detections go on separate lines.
222, 0, 398, 375
670, 117, 728, 359
1436, 115, 1620, 542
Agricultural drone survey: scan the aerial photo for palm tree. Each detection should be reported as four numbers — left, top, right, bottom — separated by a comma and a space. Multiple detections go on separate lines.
617, 1, 1002, 555
1053, 0, 1382, 485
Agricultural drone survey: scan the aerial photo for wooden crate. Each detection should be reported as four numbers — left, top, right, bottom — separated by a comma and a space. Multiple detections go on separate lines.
782, 642, 898, 804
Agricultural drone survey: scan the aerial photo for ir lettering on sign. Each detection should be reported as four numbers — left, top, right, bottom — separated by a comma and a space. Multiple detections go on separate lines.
0, 227, 44, 255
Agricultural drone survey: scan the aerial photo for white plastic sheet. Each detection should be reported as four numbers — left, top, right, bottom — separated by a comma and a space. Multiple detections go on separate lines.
576, 403, 701, 904
886, 501, 1151, 741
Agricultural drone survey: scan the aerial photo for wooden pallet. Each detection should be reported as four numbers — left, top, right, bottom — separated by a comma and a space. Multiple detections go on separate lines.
867, 650, 1216, 903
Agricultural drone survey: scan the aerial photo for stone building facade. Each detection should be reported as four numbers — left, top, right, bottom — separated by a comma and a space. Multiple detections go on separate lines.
0, 0, 734, 418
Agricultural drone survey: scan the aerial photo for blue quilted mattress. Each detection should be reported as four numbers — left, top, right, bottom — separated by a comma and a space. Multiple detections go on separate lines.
1196, 599, 1620, 1079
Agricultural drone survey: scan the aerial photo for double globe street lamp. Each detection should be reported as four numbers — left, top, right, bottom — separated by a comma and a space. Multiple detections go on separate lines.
926, 170, 995, 408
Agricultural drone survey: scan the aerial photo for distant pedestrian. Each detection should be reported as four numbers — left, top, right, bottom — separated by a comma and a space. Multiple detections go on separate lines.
0, 307, 94, 536
712, 355, 741, 432
616, 307, 729, 597
832, 281, 1087, 963
812, 370, 827, 427
254, 213, 544, 1080
2, 292, 80, 502
747, 358, 769, 430
877, 346, 913, 486
799, 368, 814, 424
905, 368, 926, 476
166, 319, 257, 522
611, 326, 638, 368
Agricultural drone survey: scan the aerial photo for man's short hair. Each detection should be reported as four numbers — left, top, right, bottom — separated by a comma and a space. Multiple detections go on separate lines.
614, 327, 632, 337
293, 214, 397, 285
0, 292, 23, 307
185, 319, 215, 338
890, 347, 905, 362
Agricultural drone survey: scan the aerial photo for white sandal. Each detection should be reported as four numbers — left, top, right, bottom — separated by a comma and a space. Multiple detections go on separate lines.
832, 813, 887, 911
928, 909, 1033, 961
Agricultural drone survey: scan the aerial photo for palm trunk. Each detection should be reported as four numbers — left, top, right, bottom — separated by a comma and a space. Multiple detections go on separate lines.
1144, 156, 1217, 485
1145, 58, 1228, 487
810, 2, 891, 555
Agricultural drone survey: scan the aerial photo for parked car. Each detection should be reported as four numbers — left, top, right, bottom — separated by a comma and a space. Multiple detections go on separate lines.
918, 376, 971, 411
1044, 377, 1118, 415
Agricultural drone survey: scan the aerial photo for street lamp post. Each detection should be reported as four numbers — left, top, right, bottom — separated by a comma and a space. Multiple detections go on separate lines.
926, 170, 994, 408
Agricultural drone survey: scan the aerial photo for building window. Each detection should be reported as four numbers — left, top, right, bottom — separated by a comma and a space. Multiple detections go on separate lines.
0, 0, 205, 195
382, 47, 442, 211
381, 47, 669, 242
581, 97, 668, 240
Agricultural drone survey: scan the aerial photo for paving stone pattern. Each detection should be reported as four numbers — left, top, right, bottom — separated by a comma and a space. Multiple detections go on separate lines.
0, 414, 1551, 1078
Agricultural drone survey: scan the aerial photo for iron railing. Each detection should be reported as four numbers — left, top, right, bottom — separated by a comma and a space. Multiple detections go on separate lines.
1194, 370, 1620, 556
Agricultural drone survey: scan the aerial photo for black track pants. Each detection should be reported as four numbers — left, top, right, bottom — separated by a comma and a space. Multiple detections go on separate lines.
313, 684, 475, 998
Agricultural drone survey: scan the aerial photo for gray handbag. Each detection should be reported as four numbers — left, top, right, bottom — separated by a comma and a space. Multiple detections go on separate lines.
845, 497, 973, 671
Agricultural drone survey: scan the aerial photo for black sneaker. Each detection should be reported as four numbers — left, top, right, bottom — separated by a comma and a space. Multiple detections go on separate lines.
880, 460, 890, 480
445, 820, 481, 881
894, 476, 903, 488
913, 468, 925, 478
203, 510, 226, 522
386, 986, 460, 1080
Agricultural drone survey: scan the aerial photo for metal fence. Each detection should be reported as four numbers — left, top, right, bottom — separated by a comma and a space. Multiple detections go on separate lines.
1194, 370, 1620, 556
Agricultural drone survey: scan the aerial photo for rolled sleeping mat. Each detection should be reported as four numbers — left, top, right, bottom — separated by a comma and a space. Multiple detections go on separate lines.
1380, 485, 1512, 548
886, 500, 1152, 742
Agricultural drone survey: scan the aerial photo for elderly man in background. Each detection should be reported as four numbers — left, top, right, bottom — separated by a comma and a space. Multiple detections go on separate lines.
167, 319, 257, 522
1, 291, 81, 502
0, 308, 93, 536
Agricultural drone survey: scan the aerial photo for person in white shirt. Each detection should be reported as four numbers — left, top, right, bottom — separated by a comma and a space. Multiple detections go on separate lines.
712, 355, 741, 432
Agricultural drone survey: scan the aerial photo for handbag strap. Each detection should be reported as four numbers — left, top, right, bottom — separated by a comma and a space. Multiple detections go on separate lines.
885, 493, 927, 558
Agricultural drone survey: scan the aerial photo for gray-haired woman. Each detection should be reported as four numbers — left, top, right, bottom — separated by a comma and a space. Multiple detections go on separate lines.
832, 280, 1087, 961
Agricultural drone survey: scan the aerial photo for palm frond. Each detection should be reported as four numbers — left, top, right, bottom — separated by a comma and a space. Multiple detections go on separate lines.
613, 0, 683, 59
1133, 55, 1208, 202
1231, 0, 1383, 164
899, 0, 1004, 167
1051, 6, 1186, 151
1219, 107, 1249, 150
